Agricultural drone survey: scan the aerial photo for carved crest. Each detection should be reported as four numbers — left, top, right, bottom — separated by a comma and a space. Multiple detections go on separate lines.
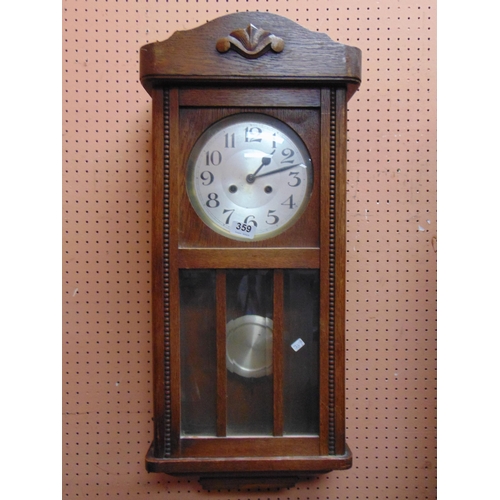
216, 24, 284, 59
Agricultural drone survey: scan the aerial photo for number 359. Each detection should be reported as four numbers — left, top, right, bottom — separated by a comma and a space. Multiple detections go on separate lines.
235, 222, 252, 233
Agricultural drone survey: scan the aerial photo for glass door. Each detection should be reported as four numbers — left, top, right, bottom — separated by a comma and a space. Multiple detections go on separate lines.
179, 268, 320, 440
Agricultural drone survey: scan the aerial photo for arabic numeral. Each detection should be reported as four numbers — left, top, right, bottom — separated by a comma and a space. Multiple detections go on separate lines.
206, 150, 222, 166
288, 171, 301, 187
206, 192, 220, 208
236, 222, 252, 233
280, 148, 295, 164
223, 209, 235, 224
231, 218, 256, 239
244, 215, 257, 227
235, 222, 252, 233
245, 126, 262, 142
281, 195, 297, 209
225, 132, 235, 148
200, 170, 214, 186
266, 210, 279, 225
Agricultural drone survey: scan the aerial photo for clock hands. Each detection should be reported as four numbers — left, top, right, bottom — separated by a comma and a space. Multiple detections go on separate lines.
250, 162, 306, 181
246, 153, 274, 184
245, 151, 306, 185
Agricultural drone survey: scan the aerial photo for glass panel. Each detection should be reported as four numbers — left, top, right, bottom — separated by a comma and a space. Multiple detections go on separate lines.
179, 270, 217, 436
283, 269, 320, 435
226, 269, 274, 436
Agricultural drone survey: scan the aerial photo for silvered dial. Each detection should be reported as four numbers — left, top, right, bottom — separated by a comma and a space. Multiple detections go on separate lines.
186, 113, 313, 241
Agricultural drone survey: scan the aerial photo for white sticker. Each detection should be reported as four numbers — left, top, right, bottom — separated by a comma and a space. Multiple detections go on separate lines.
291, 338, 305, 352
230, 220, 256, 239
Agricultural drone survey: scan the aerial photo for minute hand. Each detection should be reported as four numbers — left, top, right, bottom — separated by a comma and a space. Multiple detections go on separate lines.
253, 163, 306, 180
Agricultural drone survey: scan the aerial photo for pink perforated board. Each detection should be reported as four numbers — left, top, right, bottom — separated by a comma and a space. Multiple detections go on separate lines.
63, 0, 436, 497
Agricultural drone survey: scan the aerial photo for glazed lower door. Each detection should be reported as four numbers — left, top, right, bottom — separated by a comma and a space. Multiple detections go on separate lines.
179, 268, 319, 455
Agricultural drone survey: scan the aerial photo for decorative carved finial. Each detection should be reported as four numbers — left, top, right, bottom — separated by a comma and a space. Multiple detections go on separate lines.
216, 24, 285, 59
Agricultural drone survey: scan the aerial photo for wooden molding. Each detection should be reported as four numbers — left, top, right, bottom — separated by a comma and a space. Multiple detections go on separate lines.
216, 23, 284, 59
140, 11, 361, 98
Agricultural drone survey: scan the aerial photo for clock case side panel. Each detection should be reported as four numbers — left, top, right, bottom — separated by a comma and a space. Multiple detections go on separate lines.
148, 88, 182, 461
149, 88, 167, 458
333, 88, 348, 457
318, 87, 348, 459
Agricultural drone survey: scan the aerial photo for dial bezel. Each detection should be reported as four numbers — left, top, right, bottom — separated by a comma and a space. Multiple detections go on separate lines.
186, 112, 314, 241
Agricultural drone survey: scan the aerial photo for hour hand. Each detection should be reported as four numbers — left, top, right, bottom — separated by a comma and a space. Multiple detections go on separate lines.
246, 154, 274, 184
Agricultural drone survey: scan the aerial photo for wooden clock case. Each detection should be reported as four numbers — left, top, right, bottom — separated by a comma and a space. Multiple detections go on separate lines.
139, 11, 361, 489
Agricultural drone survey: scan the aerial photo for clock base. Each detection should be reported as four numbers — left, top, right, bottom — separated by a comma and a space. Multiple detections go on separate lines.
145, 442, 352, 490
198, 475, 301, 491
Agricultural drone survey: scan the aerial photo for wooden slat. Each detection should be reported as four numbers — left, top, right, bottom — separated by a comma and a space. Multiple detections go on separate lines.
216, 270, 227, 436
273, 270, 284, 436
151, 87, 166, 457
147, 444, 352, 475
178, 436, 320, 458
167, 87, 182, 453
318, 88, 332, 455
178, 248, 320, 269
333, 87, 347, 456
179, 87, 321, 107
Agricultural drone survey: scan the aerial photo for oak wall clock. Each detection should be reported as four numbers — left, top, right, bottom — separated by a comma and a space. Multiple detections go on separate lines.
140, 11, 361, 490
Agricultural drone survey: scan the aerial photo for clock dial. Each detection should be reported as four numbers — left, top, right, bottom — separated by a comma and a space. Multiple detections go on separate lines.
186, 113, 313, 241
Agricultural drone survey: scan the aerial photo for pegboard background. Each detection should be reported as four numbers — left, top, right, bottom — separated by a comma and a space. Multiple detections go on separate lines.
63, 0, 436, 498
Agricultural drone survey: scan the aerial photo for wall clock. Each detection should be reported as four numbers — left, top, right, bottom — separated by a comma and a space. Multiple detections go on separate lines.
140, 11, 361, 490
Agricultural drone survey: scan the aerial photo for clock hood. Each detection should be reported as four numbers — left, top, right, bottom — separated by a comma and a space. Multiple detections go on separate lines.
140, 11, 361, 98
